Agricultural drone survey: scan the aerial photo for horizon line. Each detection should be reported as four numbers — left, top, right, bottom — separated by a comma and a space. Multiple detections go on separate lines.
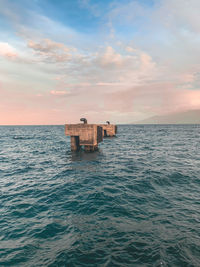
1, 123, 200, 126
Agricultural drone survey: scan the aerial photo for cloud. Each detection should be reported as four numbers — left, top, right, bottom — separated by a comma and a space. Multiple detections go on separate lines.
1, 0, 200, 124
103, 81, 200, 119
61, 44, 157, 88
28, 39, 69, 53
50, 90, 71, 96
156, 0, 200, 34
0, 42, 17, 59
27, 39, 72, 62
99, 46, 123, 66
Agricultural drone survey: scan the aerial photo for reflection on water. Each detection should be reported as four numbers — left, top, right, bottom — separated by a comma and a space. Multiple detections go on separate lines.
71, 149, 103, 162
70, 149, 104, 172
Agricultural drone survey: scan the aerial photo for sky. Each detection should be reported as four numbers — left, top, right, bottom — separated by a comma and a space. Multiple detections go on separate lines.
1, 0, 200, 125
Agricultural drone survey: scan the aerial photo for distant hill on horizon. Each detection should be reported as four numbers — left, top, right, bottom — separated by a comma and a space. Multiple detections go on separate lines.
135, 109, 200, 124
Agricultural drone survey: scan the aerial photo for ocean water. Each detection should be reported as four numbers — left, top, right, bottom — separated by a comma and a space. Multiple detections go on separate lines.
0, 124, 200, 267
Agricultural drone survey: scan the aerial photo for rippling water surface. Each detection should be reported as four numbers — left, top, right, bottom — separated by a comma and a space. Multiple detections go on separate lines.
1, 125, 200, 266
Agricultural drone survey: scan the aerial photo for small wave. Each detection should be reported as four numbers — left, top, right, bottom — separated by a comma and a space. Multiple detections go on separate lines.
1, 125, 200, 266
13, 136, 33, 140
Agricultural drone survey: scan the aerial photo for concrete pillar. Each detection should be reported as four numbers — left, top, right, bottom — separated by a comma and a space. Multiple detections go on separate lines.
70, 136, 80, 151
84, 145, 98, 152
65, 123, 103, 152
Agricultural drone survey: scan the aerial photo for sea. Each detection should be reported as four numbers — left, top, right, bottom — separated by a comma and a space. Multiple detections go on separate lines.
0, 124, 200, 267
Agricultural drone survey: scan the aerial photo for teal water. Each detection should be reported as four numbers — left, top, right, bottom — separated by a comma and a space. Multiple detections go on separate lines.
0, 125, 200, 266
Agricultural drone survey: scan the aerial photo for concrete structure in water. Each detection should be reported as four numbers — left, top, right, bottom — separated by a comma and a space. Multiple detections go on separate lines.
65, 119, 117, 152
65, 118, 103, 152
98, 121, 117, 137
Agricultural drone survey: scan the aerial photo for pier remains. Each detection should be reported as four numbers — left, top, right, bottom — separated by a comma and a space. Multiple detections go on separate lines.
99, 121, 117, 137
65, 118, 103, 152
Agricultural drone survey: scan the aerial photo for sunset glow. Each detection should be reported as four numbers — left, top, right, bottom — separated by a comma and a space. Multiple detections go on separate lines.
1, 0, 200, 124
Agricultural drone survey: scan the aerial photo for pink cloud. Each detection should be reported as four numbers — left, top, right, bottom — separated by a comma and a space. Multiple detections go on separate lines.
27, 38, 72, 62
0, 42, 17, 59
50, 90, 70, 96
104, 82, 200, 117
28, 39, 70, 52
99, 46, 123, 67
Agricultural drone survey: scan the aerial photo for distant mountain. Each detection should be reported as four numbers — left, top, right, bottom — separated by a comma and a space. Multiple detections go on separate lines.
136, 109, 200, 124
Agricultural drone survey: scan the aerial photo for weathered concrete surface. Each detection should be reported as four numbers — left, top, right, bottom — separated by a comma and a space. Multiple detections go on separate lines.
65, 124, 103, 151
70, 136, 80, 151
98, 124, 117, 137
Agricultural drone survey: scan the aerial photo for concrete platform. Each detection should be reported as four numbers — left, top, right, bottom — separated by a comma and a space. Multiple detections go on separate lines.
65, 123, 103, 151
98, 123, 117, 137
